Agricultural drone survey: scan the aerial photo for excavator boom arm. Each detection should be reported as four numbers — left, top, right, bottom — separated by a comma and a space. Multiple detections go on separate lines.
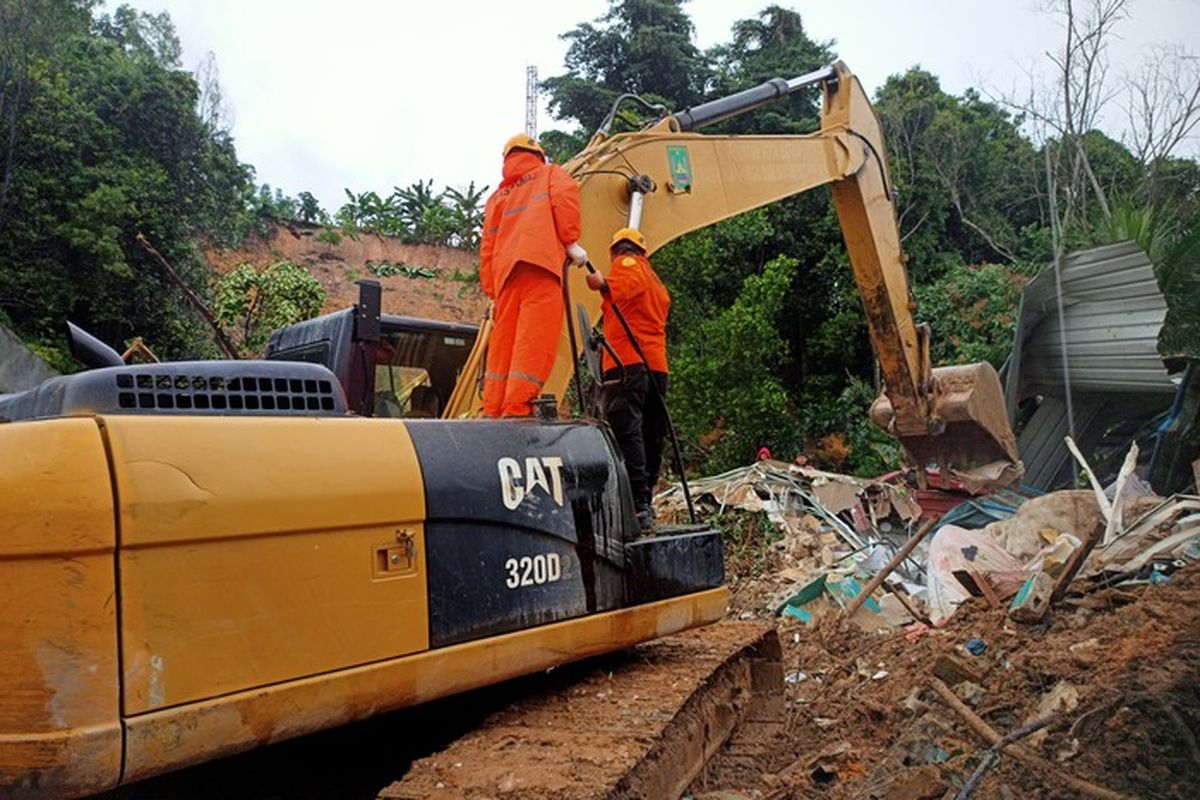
447, 62, 1020, 480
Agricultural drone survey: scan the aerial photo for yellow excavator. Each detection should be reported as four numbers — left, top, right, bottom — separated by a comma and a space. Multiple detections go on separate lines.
0, 62, 1019, 798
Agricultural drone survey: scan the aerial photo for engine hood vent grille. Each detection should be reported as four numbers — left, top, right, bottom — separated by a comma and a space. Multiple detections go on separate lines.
0, 361, 347, 423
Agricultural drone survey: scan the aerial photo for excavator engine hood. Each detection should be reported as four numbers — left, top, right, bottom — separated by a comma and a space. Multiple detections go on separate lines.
0, 361, 346, 422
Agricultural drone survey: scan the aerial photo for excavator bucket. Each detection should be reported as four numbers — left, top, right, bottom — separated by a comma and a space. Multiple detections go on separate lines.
871, 361, 1023, 488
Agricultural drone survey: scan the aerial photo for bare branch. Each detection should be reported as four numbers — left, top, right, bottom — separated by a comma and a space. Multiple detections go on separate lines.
1122, 43, 1200, 165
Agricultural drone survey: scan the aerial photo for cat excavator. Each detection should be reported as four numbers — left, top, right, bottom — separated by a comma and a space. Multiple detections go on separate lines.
0, 62, 1019, 798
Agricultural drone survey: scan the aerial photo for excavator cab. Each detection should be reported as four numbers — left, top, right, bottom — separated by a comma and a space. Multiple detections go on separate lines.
265, 279, 478, 419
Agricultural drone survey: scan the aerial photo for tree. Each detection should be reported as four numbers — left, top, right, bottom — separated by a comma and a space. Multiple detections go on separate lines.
295, 191, 326, 224
0, 2, 255, 365
541, 0, 709, 143
213, 261, 325, 355
194, 50, 232, 133
0, 0, 93, 229
96, 4, 183, 67
706, 5, 833, 134
330, 180, 485, 248
914, 263, 1027, 367
444, 182, 487, 248
252, 184, 298, 221
1003, 1, 1199, 248
1155, 225, 1200, 366
670, 254, 799, 469
1121, 43, 1200, 210
875, 69, 1045, 273
393, 179, 441, 240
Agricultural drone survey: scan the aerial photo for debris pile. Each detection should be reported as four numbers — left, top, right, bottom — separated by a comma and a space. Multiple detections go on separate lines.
666, 439, 1200, 799
657, 460, 927, 626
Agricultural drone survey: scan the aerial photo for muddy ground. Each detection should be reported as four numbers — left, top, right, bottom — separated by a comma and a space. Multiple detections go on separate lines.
382, 622, 779, 800
691, 566, 1200, 800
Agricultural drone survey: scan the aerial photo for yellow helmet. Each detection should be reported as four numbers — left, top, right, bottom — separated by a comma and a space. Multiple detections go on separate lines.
502, 133, 545, 158
610, 227, 648, 253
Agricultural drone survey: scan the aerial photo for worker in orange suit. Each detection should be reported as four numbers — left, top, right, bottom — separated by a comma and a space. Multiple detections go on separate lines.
479, 133, 586, 417
586, 228, 671, 529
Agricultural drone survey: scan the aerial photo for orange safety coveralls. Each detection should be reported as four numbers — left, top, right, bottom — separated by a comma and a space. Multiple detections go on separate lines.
479, 151, 581, 417
601, 253, 671, 374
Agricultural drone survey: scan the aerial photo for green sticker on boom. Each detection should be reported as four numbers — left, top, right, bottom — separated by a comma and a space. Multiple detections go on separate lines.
666, 145, 692, 193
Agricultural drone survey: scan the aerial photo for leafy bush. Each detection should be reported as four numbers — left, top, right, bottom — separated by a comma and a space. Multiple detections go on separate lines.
671, 255, 803, 471
330, 180, 487, 248
213, 261, 325, 355
799, 376, 902, 476
914, 262, 1026, 367
314, 227, 342, 246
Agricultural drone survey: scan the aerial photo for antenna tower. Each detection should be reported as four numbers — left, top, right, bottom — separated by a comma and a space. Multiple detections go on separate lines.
525, 65, 539, 138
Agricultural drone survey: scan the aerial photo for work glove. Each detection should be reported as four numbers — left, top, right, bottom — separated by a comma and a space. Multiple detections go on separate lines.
567, 242, 587, 266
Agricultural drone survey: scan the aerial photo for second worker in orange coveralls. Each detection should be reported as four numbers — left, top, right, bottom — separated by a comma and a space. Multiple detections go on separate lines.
586, 228, 671, 529
479, 134, 586, 417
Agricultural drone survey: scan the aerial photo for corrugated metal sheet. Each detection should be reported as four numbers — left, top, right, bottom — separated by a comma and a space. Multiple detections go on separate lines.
1016, 395, 1103, 489
1005, 241, 1175, 489
1008, 241, 1173, 398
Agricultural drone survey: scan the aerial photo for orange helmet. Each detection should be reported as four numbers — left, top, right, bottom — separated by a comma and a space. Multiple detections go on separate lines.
609, 227, 648, 253
502, 133, 545, 158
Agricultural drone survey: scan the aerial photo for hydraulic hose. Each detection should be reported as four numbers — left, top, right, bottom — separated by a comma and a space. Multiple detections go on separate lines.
562, 260, 588, 419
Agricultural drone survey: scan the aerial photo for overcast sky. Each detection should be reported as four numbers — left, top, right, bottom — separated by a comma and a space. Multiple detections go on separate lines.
117, 0, 1200, 212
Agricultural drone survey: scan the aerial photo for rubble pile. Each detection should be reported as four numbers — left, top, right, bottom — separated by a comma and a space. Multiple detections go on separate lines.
665, 442, 1200, 800
690, 570, 1199, 799
657, 461, 926, 624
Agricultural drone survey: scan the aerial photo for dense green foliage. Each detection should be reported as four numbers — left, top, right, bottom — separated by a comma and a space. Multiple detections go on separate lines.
213, 261, 324, 355
543, 0, 1199, 474
0, 0, 255, 364
1156, 226, 1200, 365
0, 1, 488, 366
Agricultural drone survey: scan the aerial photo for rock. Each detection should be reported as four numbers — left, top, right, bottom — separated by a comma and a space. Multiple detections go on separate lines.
1009, 571, 1055, 623
883, 765, 947, 800
899, 687, 928, 717
953, 680, 987, 707
932, 654, 983, 687
1026, 680, 1080, 747
1068, 637, 1102, 668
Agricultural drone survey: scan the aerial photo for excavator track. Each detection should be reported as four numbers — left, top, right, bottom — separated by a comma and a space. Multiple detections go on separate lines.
92, 622, 781, 799
380, 621, 783, 800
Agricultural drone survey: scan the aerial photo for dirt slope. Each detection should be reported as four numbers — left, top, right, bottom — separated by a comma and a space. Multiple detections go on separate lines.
205, 222, 487, 324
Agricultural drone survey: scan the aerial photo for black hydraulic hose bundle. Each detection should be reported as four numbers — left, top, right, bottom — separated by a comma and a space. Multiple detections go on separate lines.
562, 258, 697, 525
561, 260, 589, 423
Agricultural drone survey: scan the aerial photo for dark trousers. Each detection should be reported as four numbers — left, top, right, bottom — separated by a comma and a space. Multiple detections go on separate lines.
602, 364, 669, 510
